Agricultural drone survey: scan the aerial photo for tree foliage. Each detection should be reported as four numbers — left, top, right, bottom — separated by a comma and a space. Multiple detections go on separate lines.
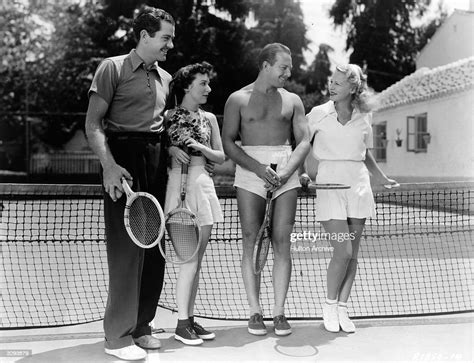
306, 44, 333, 94
1, 0, 324, 154
329, 0, 446, 91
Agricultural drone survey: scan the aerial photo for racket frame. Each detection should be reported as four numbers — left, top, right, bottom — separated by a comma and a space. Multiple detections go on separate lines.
252, 163, 277, 274
122, 178, 165, 249
306, 183, 351, 190
162, 150, 202, 264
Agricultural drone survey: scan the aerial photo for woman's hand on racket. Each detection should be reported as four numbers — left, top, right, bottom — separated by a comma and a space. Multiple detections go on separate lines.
299, 172, 311, 189
102, 163, 132, 202
382, 178, 400, 189
169, 145, 190, 165
375, 176, 400, 189
185, 137, 205, 153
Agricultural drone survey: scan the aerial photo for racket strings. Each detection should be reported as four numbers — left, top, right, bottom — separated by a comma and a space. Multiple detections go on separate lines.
255, 226, 271, 271
253, 202, 273, 273
165, 211, 200, 262
128, 197, 163, 246
166, 213, 195, 225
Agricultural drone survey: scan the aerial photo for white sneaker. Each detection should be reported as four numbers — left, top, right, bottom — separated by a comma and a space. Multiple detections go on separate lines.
322, 303, 340, 332
338, 305, 356, 333
105, 345, 147, 361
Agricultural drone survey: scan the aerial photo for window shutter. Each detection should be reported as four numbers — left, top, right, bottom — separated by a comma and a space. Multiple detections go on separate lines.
407, 116, 416, 151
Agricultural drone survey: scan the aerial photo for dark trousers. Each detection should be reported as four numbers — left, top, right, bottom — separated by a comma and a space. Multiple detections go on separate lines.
103, 134, 167, 349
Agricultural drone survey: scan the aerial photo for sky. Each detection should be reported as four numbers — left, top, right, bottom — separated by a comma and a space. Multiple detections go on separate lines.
299, 0, 472, 67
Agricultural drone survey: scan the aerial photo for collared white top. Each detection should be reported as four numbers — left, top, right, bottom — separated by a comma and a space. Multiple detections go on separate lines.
307, 101, 373, 161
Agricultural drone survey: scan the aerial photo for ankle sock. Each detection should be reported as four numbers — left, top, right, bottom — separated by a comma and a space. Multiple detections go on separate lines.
177, 318, 190, 328
249, 306, 262, 316
273, 306, 285, 317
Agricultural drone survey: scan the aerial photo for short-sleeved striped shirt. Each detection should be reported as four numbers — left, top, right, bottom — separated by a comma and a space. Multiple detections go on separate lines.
88, 49, 171, 133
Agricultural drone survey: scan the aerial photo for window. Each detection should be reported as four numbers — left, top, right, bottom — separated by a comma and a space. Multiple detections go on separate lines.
373, 122, 387, 162
407, 113, 429, 152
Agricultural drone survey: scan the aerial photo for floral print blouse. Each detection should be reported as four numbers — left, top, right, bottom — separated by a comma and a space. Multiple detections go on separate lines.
166, 107, 211, 156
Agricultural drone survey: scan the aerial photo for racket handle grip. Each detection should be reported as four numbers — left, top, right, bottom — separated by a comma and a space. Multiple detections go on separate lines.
181, 145, 189, 174
266, 163, 278, 198
180, 145, 190, 200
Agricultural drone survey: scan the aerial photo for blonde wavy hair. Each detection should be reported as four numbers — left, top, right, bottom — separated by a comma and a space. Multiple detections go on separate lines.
335, 64, 377, 113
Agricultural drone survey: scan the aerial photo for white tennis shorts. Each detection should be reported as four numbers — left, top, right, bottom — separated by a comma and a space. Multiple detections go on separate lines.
165, 156, 223, 226
315, 160, 376, 221
233, 145, 300, 200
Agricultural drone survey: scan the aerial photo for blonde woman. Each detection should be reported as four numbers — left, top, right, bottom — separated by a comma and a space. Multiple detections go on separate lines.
304, 64, 397, 333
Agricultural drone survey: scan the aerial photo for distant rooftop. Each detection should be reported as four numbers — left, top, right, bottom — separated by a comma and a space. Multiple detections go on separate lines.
375, 57, 474, 112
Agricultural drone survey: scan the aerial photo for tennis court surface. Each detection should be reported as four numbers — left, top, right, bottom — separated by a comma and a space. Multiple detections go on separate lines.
0, 182, 473, 361
0, 310, 472, 362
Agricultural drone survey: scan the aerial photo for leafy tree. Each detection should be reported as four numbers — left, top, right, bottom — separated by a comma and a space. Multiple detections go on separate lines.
0, 3, 53, 113
249, 0, 308, 80
100, 0, 310, 112
329, 0, 445, 91
1, 0, 312, 151
417, 3, 448, 52
0, 3, 55, 169
0, 1, 116, 152
305, 43, 333, 94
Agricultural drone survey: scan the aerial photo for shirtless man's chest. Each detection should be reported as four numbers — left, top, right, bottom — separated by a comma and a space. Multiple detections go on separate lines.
239, 89, 294, 146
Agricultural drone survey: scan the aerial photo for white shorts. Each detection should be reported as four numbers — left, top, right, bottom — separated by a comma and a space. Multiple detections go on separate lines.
315, 160, 376, 221
165, 156, 223, 226
233, 145, 300, 200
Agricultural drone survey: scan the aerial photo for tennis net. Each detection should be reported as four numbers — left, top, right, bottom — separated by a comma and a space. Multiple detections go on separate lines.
0, 182, 472, 328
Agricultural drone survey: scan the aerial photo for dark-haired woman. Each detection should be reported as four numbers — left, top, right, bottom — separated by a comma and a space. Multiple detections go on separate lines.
164, 62, 225, 345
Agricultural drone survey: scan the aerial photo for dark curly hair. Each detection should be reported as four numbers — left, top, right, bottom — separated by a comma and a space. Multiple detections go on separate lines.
132, 5, 175, 41
168, 62, 214, 108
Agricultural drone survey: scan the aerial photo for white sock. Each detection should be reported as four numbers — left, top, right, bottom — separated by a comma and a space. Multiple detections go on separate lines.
326, 298, 337, 305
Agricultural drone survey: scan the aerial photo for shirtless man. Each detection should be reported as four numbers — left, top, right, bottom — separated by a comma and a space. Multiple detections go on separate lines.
222, 43, 310, 336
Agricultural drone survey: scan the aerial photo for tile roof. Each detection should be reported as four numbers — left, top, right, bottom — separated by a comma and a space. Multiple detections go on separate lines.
375, 57, 474, 112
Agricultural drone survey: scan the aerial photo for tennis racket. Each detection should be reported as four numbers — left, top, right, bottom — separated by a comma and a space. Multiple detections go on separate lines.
253, 163, 277, 275
163, 150, 202, 264
307, 183, 350, 190
121, 178, 165, 249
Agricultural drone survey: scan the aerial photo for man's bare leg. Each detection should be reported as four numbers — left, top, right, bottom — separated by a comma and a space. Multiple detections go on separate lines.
270, 189, 297, 315
236, 188, 266, 315
269, 189, 297, 336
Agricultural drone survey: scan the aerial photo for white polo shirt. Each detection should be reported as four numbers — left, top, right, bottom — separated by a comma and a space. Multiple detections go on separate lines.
307, 101, 373, 161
